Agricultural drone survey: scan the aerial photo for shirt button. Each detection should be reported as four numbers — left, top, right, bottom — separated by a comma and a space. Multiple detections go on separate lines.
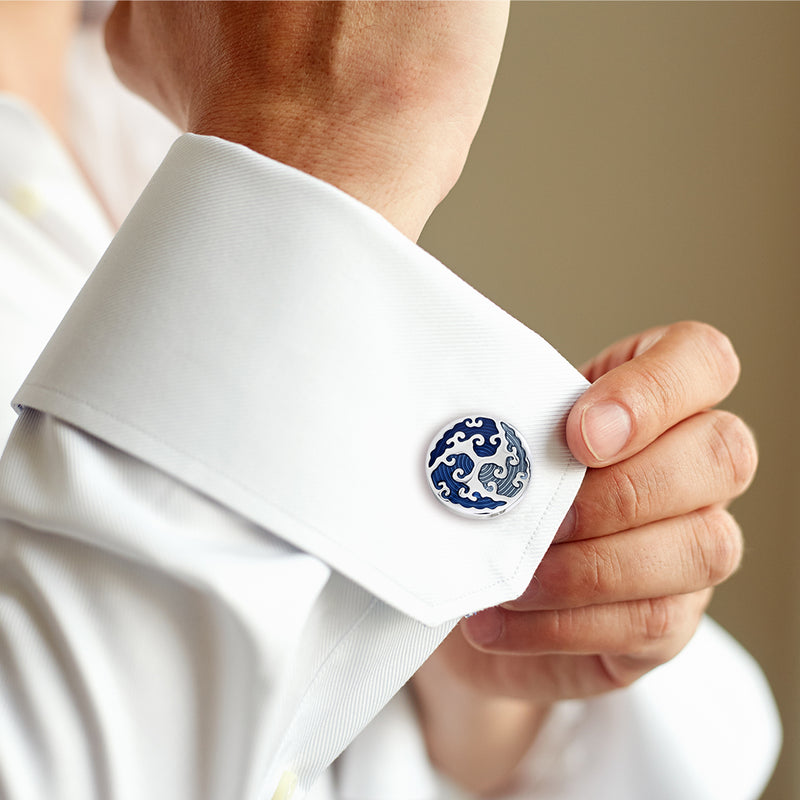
10, 183, 44, 218
271, 770, 298, 800
426, 415, 532, 518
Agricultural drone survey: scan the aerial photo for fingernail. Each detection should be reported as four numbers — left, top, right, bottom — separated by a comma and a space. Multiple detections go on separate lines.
581, 402, 632, 461
553, 505, 577, 543
462, 607, 504, 646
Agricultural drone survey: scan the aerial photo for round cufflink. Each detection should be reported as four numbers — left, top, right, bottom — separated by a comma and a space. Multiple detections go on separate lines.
426, 415, 532, 518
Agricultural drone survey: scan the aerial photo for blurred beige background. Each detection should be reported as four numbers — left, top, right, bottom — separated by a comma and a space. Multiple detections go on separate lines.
420, 3, 800, 799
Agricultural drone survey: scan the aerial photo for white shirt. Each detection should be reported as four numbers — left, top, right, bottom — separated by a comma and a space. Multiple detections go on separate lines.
0, 26, 781, 800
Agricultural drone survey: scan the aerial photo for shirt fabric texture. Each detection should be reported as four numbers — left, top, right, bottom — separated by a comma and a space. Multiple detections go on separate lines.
0, 24, 782, 800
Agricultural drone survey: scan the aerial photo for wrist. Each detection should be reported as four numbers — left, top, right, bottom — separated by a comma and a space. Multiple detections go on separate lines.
105, 2, 508, 242
189, 98, 445, 241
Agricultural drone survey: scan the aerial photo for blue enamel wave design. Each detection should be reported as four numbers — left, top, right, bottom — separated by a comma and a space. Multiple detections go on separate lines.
427, 417, 500, 466
428, 417, 528, 512
478, 422, 530, 497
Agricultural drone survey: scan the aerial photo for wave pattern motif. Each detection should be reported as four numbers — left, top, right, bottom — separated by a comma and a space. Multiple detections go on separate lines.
427, 417, 531, 516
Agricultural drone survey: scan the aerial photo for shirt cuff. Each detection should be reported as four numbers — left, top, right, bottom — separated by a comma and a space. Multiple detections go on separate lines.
14, 133, 588, 625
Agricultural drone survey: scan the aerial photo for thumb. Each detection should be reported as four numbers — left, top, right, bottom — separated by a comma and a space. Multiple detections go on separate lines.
566, 321, 740, 467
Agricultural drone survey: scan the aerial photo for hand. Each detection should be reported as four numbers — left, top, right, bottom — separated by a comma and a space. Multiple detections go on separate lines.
104, 0, 509, 239
413, 321, 756, 793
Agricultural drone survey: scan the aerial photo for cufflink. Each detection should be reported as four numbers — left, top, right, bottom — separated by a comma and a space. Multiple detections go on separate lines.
426, 415, 531, 518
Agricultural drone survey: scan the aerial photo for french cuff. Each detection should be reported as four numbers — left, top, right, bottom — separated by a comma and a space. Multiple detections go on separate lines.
14, 133, 588, 626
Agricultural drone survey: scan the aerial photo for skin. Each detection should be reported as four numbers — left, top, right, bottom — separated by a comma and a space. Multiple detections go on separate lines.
24, 2, 755, 794
105, 0, 510, 241
0, 0, 79, 140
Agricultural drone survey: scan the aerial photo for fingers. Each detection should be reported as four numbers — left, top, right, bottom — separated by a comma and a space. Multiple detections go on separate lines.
505, 506, 742, 611
448, 322, 749, 703
566, 321, 741, 467
462, 589, 712, 661
578, 325, 668, 382
557, 409, 758, 543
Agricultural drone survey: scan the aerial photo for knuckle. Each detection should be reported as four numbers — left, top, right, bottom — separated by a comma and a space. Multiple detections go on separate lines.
537, 609, 574, 650
685, 321, 741, 392
597, 654, 642, 690
606, 467, 651, 528
640, 596, 676, 644
610, 596, 704, 681
630, 358, 685, 421
626, 322, 741, 427
548, 547, 599, 606
537, 537, 628, 610
708, 411, 759, 495
573, 542, 620, 604
610, 593, 710, 681
695, 508, 744, 585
